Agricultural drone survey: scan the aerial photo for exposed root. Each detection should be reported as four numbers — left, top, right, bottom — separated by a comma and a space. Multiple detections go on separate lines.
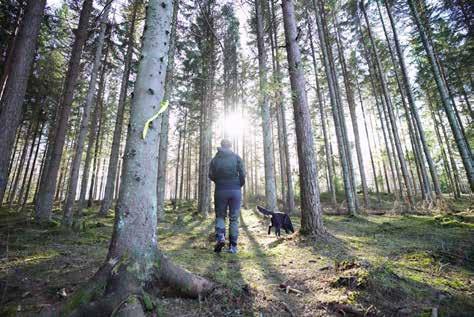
154, 251, 215, 298
40, 253, 215, 317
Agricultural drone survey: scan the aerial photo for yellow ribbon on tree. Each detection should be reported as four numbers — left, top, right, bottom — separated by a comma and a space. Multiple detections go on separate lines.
142, 100, 169, 139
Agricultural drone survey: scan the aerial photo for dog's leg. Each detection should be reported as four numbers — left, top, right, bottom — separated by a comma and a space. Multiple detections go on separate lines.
268, 225, 272, 235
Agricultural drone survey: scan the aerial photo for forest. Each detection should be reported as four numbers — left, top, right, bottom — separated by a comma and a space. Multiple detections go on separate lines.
0, 0, 472, 316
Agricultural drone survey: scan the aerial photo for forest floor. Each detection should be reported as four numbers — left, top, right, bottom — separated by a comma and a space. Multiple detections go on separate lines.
0, 197, 473, 316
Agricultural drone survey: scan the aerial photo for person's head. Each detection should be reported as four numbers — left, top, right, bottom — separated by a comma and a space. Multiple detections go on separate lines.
220, 139, 232, 149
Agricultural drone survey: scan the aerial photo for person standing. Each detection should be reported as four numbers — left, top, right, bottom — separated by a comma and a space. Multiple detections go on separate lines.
209, 139, 245, 254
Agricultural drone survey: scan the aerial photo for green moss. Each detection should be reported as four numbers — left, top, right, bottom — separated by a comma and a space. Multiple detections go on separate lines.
142, 292, 155, 311
62, 281, 106, 315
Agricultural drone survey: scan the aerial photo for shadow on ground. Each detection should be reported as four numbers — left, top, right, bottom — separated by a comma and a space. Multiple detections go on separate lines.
0, 198, 473, 316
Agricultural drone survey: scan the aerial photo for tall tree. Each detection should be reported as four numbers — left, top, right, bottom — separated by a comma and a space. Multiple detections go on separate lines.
48, 2, 213, 315
35, 0, 93, 222
281, 0, 325, 235
407, 0, 474, 191
157, 0, 179, 220
383, 1, 441, 198
333, 12, 369, 208
306, 14, 337, 207
0, 0, 47, 204
197, 0, 217, 216
100, 1, 139, 216
255, 0, 278, 212
360, 0, 415, 207
62, 3, 111, 226
269, 0, 295, 213
312, 0, 357, 215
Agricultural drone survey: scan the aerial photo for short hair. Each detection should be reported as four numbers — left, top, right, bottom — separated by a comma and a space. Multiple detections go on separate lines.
221, 139, 232, 148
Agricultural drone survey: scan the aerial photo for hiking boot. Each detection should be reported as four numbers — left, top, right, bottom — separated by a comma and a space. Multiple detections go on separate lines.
227, 245, 238, 254
214, 240, 225, 253
214, 233, 226, 253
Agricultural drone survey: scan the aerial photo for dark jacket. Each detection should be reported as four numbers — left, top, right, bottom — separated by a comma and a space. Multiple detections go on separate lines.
209, 147, 245, 190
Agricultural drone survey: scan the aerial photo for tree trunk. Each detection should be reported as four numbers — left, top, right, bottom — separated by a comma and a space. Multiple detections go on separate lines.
197, 1, 216, 217
79, 50, 109, 214
384, 1, 441, 198
8, 122, 32, 207
22, 121, 44, 207
16, 117, 41, 207
306, 16, 337, 207
155, 0, 179, 221
48, 3, 213, 315
174, 128, 183, 205
4, 123, 23, 203
0, 2, 24, 100
34, 0, 93, 222
100, 2, 138, 216
269, 0, 295, 213
0, 0, 46, 204
361, 1, 415, 207
312, 0, 356, 215
376, 1, 432, 202
179, 112, 188, 201
333, 13, 369, 208
89, 97, 106, 206
63, 4, 110, 226
281, 0, 325, 235
408, 0, 474, 191
255, 0, 278, 212
356, 80, 381, 206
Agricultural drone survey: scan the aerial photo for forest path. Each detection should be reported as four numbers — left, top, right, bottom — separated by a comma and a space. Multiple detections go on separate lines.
0, 200, 473, 316
158, 202, 474, 316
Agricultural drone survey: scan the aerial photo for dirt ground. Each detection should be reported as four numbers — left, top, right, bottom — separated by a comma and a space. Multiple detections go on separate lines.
0, 198, 473, 316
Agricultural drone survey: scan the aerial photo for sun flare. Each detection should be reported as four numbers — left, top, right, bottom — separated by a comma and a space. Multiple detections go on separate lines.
217, 111, 249, 139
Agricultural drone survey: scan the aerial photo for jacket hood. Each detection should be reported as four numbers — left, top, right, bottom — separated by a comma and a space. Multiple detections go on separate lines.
216, 147, 234, 157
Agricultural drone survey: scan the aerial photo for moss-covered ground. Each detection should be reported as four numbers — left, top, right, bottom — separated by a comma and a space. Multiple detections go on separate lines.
0, 197, 473, 316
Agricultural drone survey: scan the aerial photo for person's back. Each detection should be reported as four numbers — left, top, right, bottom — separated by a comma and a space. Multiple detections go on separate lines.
209, 140, 245, 254
209, 147, 245, 190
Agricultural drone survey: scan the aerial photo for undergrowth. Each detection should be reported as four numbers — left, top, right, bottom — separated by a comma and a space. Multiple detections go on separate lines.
0, 196, 472, 316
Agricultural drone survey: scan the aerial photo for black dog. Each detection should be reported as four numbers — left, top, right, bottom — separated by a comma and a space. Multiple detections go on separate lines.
256, 206, 295, 237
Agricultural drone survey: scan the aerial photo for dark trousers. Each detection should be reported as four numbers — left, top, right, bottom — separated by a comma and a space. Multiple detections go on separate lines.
214, 189, 242, 246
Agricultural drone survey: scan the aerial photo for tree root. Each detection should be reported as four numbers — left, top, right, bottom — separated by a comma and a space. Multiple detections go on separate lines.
153, 252, 215, 298
39, 253, 215, 317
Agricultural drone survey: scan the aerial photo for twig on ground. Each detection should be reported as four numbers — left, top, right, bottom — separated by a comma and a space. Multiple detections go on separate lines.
279, 284, 303, 295
281, 301, 295, 317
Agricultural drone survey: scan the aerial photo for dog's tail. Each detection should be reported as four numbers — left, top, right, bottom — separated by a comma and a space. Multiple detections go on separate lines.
256, 205, 274, 216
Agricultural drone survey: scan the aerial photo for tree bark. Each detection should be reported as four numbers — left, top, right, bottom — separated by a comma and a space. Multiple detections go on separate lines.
22, 121, 44, 207
48, 3, 213, 315
356, 79, 381, 206
333, 13, 369, 208
0, 0, 47, 204
16, 117, 41, 207
376, 1, 431, 202
281, 0, 325, 235
408, 0, 474, 191
269, 0, 295, 213
156, 0, 179, 221
179, 112, 187, 201
306, 15, 337, 207
312, 0, 357, 215
100, 2, 138, 216
8, 122, 32, 207
384, 1, 441, 198
197, 0, 216, 216
361, 1, 415, 207
35, 0, 93, 222
79, 49, 109, 213
63, 4, 110, 226
255, 0, 278, 212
